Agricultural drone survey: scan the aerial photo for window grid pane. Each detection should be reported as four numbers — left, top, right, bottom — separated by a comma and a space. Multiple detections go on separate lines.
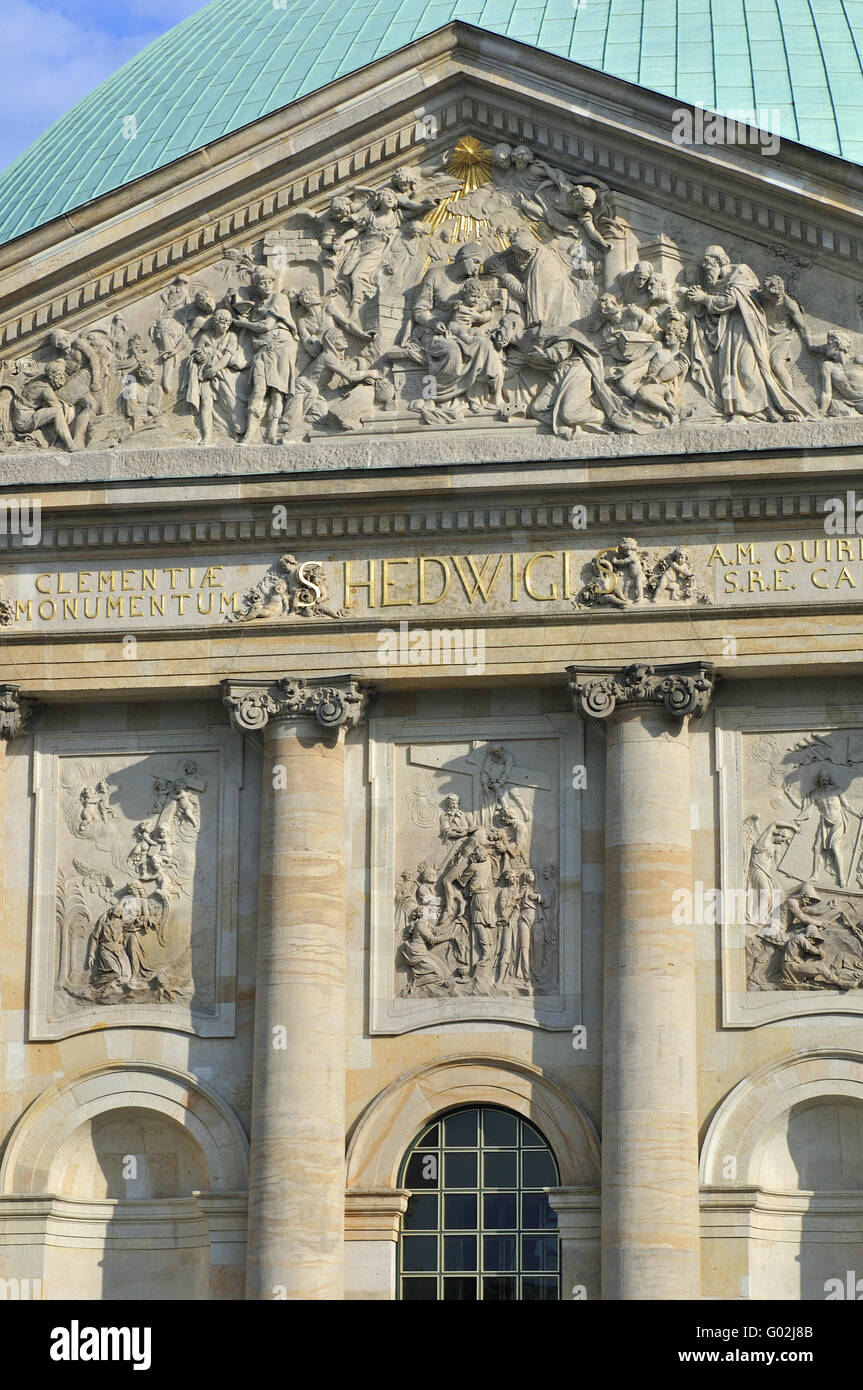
398, 1105, 561, 1300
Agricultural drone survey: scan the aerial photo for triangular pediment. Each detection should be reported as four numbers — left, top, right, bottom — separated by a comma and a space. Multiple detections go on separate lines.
0, 22, 861, 466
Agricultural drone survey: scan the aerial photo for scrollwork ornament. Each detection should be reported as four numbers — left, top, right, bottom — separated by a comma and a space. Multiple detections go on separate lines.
576, 676, 618, 719
660, 674, 708, 718
229, 691, 277, 732
312, 688, 353, 729
567, 662, 716, 721
222, 675, 371, 735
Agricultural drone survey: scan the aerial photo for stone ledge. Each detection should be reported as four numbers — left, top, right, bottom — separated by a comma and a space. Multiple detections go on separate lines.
0, 415, 861, 491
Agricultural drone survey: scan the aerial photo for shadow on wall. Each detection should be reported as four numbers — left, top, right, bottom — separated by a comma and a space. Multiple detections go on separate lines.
755, 1098, 863, 1301
47, 1107, 210, 1300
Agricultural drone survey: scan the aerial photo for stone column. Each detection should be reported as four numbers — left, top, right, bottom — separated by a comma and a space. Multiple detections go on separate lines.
223, 674, 371, 1301
568, 662, 716, 1301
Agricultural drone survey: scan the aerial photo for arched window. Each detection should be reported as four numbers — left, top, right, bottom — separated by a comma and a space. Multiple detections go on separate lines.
398, 1105, 560, 1300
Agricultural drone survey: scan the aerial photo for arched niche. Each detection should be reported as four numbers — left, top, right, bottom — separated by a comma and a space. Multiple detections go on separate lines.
48, 1106, 211, 1200
0, 1061, 248, 1196
701, 1049, 863, 1189
700, 1049, 863, 1301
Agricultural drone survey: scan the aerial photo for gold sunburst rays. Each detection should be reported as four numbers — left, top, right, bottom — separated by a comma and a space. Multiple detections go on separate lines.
417, 137, 543, 273
424, 137, 494, 249
445, 136, 493, 190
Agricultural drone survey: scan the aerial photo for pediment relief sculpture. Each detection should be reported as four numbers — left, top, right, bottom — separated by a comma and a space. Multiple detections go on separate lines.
0, 135, 857, 455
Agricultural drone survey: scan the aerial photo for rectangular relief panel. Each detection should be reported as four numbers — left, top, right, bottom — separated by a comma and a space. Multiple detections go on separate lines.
369, 716, 582, 1033
30, 729, 241, 1039
718, 708, 863, 1026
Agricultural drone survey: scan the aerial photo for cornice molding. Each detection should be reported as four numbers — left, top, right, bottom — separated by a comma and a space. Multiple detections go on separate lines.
0, 484, 857, 558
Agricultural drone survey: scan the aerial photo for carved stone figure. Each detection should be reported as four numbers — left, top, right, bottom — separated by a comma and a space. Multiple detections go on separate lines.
406, 277, 508, 420
486, 226, 583, 332
61, 754, 206, 1006
232, 267, 298, 444
230, 552, 344, 623
84, 886, 170, 997
79, 780, 117, 831
337, 185, 431, 332
410, 242, 487, 333
284, 326, 380, 434
479, 744, 532, 826
293, 286, 369, 354
757, 274, 810, 394
750, 882, 863, 993
645, 543, 698, 601
185, 307, 244, 444
151, 312, 187, 396
609, 315, 690, 425
397, 906, 458, 995
120, 361, 162, 433
685, 245, 807, 421
395, 785, 558, 999
3, 358, 82, 451
743, 730, 863, 994
815, 331, 863, 415
620, 260, 671, 313
315, 194, 357, 265
525, 324, 633, 437
785, 769, 861, 885
46, 329, 107, 445
744, 816, 797, 927
577, 538, 707, 608
394, 868, 417, 930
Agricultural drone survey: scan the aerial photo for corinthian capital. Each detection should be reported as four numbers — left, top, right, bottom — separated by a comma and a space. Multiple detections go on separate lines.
0, 684, 36, 741
567, 661, 716, 721
222, 674, 372, 734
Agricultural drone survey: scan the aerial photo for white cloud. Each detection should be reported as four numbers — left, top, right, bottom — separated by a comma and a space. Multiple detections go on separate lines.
0, 0, 206, 170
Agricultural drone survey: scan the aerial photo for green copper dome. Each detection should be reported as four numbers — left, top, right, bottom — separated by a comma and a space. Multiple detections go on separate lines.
0, 0, 861, 248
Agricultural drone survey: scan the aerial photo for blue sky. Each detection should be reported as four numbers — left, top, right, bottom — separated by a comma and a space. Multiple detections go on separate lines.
0, 0, 208, 171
